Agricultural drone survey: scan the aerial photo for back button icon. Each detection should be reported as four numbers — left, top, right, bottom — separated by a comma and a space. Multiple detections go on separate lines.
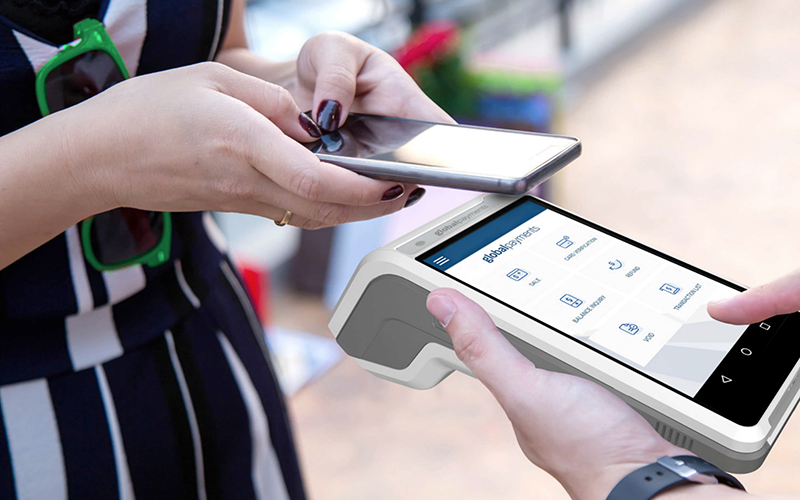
721, 375, 733, 384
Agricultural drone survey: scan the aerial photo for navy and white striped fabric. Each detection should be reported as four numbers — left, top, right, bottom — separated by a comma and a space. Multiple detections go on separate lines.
0, 1, 306, 498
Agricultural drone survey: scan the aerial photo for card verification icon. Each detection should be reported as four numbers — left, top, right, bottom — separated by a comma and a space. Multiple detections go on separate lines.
556, 236, 574, 249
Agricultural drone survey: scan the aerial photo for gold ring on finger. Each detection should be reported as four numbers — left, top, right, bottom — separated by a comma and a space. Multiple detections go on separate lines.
275, 210, 292, 227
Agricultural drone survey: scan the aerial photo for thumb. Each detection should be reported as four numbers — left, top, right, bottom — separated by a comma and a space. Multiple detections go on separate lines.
426, 288, 536, 408
208, 64, 321, 142
708, 268, 800, 325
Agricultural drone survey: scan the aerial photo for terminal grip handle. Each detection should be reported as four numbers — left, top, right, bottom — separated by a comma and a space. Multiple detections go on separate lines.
337, 275, 471, 382
336, 274, 582, 388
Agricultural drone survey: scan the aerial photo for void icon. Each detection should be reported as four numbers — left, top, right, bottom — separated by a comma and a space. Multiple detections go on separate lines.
619, 323, 640, 335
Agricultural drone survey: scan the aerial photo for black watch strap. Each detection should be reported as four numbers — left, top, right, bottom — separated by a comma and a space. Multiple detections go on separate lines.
606, 456, 745, 500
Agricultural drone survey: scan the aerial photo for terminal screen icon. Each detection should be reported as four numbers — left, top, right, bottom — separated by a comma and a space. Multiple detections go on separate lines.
660, 283, 681, 295
560, 294, 583, 308
507, 268, 529, 281
619, 323, 640, 335
556, 236, 574, 249
608, 259, 623, 270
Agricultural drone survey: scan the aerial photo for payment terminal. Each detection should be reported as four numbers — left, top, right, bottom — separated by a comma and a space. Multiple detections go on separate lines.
329, 194, 800, 473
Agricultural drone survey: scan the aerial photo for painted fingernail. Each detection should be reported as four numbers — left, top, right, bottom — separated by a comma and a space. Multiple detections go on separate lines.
299, 113, 322, 138
404, 187, 426, 208
317, 99, 342, 132
428, 294, 456, 328
381, 185, 405, 201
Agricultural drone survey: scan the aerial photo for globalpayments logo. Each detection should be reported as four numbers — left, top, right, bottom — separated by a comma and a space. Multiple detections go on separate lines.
482, 225, 541, 263
434, 204, 489, 237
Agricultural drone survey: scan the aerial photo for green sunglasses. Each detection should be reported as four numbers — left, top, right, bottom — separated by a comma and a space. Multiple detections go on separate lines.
35, 19, 171, 272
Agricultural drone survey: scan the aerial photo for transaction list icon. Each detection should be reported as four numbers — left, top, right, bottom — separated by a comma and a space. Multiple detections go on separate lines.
660, 283, 681, 295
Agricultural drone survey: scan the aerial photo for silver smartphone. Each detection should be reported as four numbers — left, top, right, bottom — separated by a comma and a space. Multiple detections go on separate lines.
305, 113, 581, 194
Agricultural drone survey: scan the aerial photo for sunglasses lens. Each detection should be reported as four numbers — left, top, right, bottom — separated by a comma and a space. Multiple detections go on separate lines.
89, 209, 164, 266
44, 50, 125, 112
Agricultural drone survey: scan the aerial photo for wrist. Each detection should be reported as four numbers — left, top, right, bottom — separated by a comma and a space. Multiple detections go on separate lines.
561, 442, 687, 500
576, 452, 749, 500
47, 104, 120, 215
655, 483, 749, 500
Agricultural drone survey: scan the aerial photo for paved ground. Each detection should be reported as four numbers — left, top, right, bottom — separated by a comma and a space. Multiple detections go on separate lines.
275, 1, 800, 498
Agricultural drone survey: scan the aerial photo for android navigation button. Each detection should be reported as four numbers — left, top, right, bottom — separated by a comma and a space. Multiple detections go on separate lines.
760, 322, 771, 331
741, 348, 752, 356
721, 375, 732, 384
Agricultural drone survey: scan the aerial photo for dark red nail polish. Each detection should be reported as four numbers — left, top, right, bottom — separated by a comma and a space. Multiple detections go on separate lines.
317, 99, 342, 132
381, 185, 405, 202
404, 187, 426, 208
299, 113, 322, 138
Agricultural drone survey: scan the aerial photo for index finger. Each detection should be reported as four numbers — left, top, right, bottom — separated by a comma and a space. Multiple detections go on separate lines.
708, 268, 800, 324
201, 62, 322, 142
249, 120, 406, 206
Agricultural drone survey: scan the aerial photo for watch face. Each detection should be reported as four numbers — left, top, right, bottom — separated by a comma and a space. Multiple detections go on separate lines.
419, 196, 800, 426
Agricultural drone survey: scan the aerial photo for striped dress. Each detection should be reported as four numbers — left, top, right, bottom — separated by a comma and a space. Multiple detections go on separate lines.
0, 1, 306, 499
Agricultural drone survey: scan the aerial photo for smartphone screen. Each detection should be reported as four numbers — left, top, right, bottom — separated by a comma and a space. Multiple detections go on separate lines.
418, 197, 800, 425
306, 114, 578, 179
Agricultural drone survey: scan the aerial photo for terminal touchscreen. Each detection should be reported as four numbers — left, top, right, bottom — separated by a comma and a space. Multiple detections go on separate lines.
417, 197, 800, 427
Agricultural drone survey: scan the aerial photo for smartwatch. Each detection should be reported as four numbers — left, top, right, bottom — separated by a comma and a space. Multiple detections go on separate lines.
606, 456, 745, 500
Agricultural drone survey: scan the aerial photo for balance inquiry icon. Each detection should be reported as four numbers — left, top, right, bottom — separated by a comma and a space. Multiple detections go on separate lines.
560, 294, 583, 308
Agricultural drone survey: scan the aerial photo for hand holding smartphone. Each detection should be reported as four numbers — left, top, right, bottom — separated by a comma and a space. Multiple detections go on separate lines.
304, 113, 582, 194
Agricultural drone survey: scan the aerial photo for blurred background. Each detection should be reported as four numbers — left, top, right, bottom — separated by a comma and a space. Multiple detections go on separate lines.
217, 0, 800, 498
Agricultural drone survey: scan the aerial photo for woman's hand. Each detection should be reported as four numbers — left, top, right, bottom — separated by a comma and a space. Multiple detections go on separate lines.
70, 62, 417, 229
424, 288, 734, 500
292, 31, 454, 130
0, 61, 423, 269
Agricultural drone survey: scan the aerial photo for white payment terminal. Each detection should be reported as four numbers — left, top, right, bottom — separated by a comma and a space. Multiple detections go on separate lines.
329, 194, 800, 473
